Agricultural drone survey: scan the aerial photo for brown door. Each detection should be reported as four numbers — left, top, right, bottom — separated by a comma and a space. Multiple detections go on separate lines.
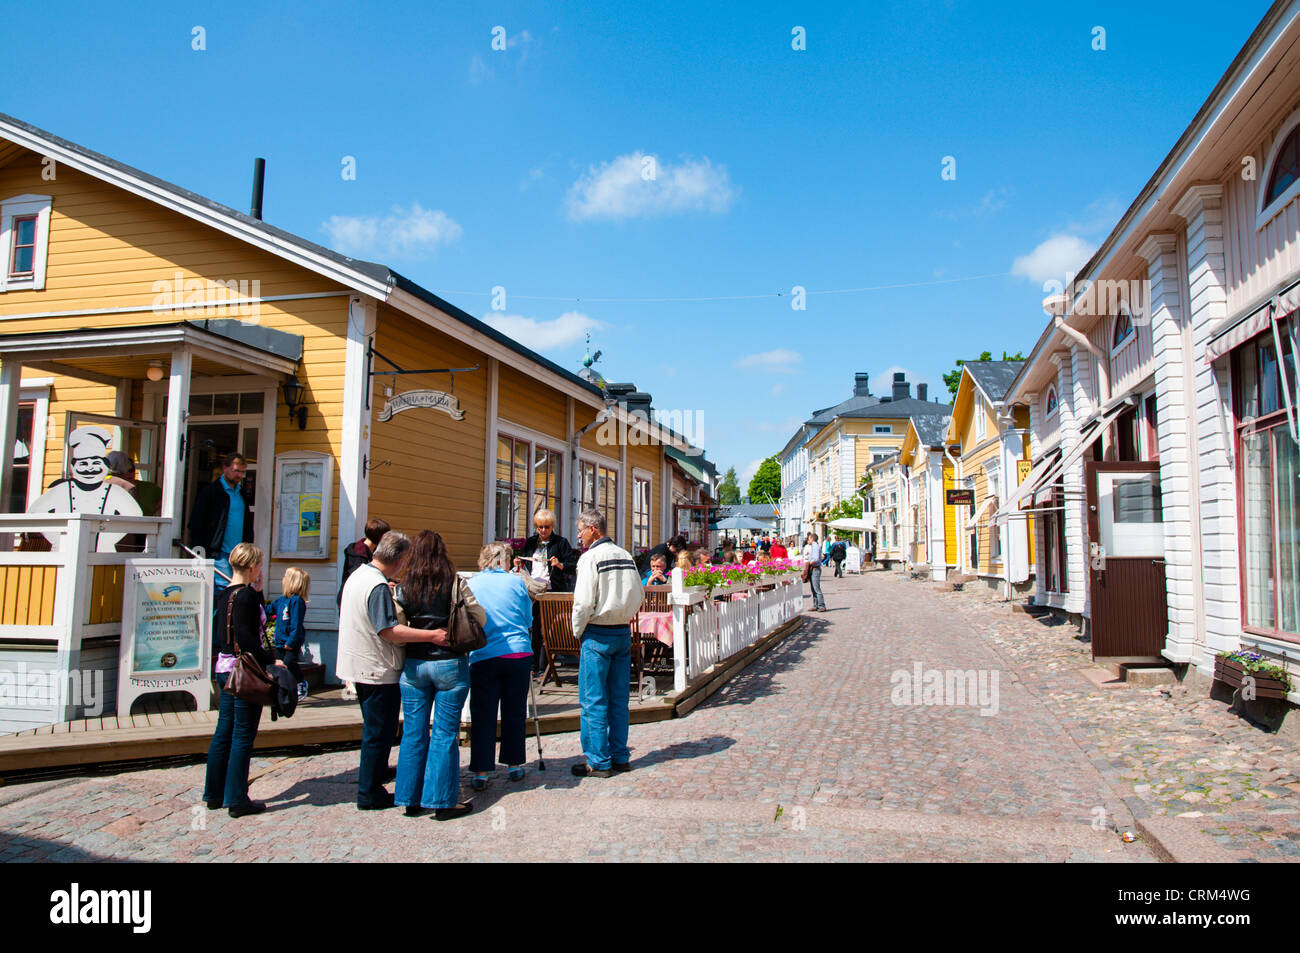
1085, 461, 1167, 658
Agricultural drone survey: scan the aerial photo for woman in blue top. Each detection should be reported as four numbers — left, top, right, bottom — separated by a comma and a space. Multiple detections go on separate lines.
270, 567, 310, 699
466, 542, 545, 790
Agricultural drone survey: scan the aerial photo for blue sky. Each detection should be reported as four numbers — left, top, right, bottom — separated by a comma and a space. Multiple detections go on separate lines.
4, 0, 1274, 486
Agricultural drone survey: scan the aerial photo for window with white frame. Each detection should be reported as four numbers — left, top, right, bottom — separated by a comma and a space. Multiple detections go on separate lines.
0, 195, 53, 292
976, 398, 987, 440
580, 459, 618, 538
1261, 116, 1300, 225
1045, 386, 1059, 419
632, 474, 652, 551
495, 434, 563, 541
873, 424, 892, 434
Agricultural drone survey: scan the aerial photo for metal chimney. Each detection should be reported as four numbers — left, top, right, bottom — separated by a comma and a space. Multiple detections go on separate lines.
250, 158, 266, 220
917, 383, 928, 402
892, 372, 910, 402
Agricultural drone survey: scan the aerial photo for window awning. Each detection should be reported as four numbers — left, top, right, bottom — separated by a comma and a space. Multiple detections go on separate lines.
966, 494, 996, 529
994, 399, 1131, 520
1205, 280, 1300, 363
993, 448, 1060, 518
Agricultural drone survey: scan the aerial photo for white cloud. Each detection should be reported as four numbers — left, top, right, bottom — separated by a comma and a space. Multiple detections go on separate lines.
740, 458, 764, 485
1010, 233, 1096, 285
321, 204, 462, 260
566, 152, 737, 222
770, 382, 787, 397
481, 310, 601, 352
735, 349, 801, 373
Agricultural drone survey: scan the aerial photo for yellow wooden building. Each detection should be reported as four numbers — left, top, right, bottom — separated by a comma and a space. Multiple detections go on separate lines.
898, 413, 952, 578
943, 361, 1033, 594
0, 113, 711, 731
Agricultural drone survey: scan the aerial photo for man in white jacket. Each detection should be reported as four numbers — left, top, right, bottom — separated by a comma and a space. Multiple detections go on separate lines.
570, 507, 644, 777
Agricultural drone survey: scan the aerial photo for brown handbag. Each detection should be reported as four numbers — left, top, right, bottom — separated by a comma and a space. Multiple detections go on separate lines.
446, 577, 488, 653
223, 587, 276, 706
801, 562, 812, 583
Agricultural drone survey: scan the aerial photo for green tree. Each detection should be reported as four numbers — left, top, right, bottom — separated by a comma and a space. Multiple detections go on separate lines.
717, 467, 741, 505
943, 349, 1025, 397
747, 456, 781, 505
824, 495, 863, 539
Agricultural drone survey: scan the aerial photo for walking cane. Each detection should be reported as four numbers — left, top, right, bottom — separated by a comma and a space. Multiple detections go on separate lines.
528, 677, 546, 771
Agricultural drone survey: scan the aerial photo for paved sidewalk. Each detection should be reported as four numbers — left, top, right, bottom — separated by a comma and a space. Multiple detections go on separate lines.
0, 573, 1206, 861
942, 578, 1300, 861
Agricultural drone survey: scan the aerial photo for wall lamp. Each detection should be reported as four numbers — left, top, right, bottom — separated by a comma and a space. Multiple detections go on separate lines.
282, 375, 308, 430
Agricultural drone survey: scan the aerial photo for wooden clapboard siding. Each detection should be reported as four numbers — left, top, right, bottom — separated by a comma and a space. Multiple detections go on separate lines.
366, 306, 488, 569
943, 461, 957, 566
87, 563, 125, 624
0, 564, 56, 625
1225, 129, 1300, 316
497, 363, 566, 438
626, 441, 664, 548
0, 151, 341, 321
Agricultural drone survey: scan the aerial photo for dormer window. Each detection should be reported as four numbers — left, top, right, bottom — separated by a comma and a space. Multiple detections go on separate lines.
0, 195, 53, 292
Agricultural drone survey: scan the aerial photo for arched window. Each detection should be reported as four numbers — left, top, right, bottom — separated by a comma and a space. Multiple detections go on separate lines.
1112, 308, 1134, 349
1264, 125, 1300, 209
1045, 386, 1058, 417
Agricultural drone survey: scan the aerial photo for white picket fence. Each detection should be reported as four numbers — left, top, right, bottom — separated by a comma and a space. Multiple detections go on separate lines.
670, 570, 803, 692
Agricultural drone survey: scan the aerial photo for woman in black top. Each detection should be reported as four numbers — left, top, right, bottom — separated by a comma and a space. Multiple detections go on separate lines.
204, 542, 285, 817
394, 530, 485, 819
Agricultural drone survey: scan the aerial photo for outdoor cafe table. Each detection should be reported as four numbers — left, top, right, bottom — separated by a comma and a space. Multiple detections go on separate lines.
637, 610, 673, 646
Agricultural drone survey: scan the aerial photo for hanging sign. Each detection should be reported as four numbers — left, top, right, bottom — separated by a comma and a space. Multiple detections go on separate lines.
946, 489, 975, 506
117, 559, 213, 716
378, 389, 466, 422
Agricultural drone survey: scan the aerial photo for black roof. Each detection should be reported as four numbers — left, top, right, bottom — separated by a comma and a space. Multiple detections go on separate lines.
964, 360, 1025, 402
839, 397, 950, 419
807, 393, 881, 425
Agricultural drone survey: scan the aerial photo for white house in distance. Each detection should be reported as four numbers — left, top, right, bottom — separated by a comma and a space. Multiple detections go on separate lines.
999, 0, 1300, 717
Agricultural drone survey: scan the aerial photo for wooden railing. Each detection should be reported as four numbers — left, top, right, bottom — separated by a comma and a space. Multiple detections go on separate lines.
669, 570, 803, 692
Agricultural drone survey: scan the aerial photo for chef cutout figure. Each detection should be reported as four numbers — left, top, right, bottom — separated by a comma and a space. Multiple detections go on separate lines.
28, 426, 141, 551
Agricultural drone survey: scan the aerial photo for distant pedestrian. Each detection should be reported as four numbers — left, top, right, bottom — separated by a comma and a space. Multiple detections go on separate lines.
337, 531, 452, 812
770, 539, 788, 560
571, 507, 644, 777
831, 540, 847, 577
803, 533, 827, 612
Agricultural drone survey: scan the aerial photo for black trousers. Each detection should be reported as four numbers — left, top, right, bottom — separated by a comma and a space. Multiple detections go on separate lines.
833, 558, 845, 577
469, 655, 533, 772
355, 682, 400, 806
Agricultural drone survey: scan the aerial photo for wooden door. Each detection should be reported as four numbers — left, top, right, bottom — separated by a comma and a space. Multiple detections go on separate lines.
1085, 461, 1167, 658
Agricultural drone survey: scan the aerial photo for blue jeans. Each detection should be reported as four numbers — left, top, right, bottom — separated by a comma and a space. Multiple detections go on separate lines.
396, 657, 470, 809
578, 627, 631, 770
808, 564, 826, 610
203, 671, 262, 807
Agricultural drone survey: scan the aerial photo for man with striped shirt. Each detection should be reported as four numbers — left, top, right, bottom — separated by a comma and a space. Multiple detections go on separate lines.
570, 507, 644, 777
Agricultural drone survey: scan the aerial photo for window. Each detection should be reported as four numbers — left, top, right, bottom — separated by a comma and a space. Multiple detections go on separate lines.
976, 400, 987, 440
580, 460, 618, 538
989, 504, 1001, 562
1112, 309, 1134, 350
1045, 387, 1058, 418
632, 476, 651, 551
1264, 125, 1300, 208
0, 195, 53, 292
496, 435, 563, 541
1233, 329, 1300, 637
1040, 489, 1069, 593
873, 424, 892, 434
8, 402, 34, 513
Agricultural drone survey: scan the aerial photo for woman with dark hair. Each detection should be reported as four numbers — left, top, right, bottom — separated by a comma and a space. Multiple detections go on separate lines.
394, 530, 486, 820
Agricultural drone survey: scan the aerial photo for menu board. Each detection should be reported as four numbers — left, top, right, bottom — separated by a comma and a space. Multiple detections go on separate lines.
273, 452, 333, 559
117, 559, 214, 717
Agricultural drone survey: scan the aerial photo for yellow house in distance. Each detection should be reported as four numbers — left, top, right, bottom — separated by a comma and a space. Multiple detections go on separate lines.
0, 113, 710, 731
806, 371, 949, 537
944, 361, 1034, 595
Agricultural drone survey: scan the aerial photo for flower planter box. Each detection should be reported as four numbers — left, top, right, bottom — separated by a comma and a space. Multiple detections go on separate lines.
1214, 656, 1290, 700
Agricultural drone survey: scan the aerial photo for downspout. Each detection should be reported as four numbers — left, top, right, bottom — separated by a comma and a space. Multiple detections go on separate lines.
570, 401, 615, 541
997, 407, 1013, 602
1054, 315, 1102, 359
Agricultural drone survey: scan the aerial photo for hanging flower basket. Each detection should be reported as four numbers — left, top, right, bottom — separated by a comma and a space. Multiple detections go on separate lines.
1214, 651, 1291, 699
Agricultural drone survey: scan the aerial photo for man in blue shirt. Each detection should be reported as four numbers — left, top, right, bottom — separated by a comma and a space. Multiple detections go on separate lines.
189, 453, 254, 598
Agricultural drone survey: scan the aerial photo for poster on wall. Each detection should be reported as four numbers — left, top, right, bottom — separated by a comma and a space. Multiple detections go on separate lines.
117, 559, 213, 716
273, 452, 333, 559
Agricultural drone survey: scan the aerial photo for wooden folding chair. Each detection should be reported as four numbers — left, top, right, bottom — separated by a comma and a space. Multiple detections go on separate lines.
538, 593, 580, 687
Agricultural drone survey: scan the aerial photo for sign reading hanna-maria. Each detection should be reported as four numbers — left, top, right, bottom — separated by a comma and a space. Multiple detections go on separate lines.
378, 389, 466, 421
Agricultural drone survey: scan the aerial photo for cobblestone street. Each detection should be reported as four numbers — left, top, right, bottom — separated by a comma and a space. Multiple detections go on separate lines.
2, 572, 1296, 862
